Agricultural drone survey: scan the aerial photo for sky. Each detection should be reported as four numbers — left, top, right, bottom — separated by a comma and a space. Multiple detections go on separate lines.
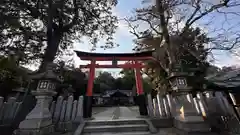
73, 0, 144, 76
72, 0, 240, 76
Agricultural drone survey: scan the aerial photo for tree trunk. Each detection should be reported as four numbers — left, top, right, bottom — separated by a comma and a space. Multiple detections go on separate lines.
38, 0, 60, 72
39, 32, 61, 72
155, 0, 176, 74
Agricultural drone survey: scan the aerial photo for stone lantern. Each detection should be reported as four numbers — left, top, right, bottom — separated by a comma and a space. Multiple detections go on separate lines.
16, 63, 61, 135
168, 72, 192, 94
168, 69, 210, 134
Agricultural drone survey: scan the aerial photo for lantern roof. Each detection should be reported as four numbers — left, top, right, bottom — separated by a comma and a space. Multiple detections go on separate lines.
30, 63, 62, 82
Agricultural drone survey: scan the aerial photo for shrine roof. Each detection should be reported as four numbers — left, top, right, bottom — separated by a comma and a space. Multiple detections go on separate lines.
74, 50, 154, 60
205, 69, 240, 91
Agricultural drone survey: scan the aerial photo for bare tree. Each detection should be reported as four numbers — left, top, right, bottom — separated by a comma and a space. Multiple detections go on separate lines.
126, 0, 240, 74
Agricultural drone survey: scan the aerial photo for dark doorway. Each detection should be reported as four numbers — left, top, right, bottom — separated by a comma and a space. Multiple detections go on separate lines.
110, 91, 129, 105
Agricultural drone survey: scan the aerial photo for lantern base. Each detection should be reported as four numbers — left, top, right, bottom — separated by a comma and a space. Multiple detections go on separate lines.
83, 96, 93, 118
137, 94, 148, 116
173, 118, 212, 135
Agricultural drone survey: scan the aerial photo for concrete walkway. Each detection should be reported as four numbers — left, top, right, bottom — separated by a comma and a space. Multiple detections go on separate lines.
89, 106, 177, 135
92, 106, 141, 120
92, 107, 118, 120
118, 106, 140, 119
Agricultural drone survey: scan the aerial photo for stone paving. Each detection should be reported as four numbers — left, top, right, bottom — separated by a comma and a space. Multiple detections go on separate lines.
90, 106, 178, 135
92, 107, 118, 120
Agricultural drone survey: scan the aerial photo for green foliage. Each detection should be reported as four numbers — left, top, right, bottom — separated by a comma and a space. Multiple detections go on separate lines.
120, 69, 136, 90
120, 68, 153, 93
54, 61, 87, 97
136, 27, 211, 92
94, 71, 115, 93
126, 0, 236, 93
0, 0, 118, 67
0, 56, 29, 97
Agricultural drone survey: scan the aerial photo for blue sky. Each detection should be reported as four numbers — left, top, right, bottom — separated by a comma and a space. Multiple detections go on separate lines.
73, 0, 144, 75
73, 0, 240, 75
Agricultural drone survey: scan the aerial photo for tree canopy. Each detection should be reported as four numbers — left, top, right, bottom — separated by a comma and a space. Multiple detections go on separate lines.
0, 55, 29, 97
0, 0, 118, 70
92, 69, 152, 94
125, 0, 240, 94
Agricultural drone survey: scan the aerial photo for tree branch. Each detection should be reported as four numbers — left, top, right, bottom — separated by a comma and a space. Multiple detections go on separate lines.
62, 0, 79, 32
185, 0, 201, 27
133, 17, 162, 35
185, 0, 230, 30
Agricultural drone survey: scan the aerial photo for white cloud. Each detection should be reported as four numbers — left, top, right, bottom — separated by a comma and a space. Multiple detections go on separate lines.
72, 7, 136, 75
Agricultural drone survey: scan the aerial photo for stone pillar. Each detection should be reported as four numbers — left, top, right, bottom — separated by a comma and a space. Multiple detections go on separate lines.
147, 94, 154, 117
57, 96, 74, 132
166, 93, 175, 116
229, 93, 240, 117
75, 96, 84, 122
71, 100, 78, 121
156, 94, 165, 117
220, 92, 234, 115
153, 98, 160, 117
196, 92, 208, 117
53, 96, 64, 123
193, 97, 201, 115
163, 97, 171, 117
215, 92, 229, 116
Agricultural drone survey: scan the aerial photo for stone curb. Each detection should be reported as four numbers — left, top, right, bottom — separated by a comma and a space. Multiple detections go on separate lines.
73, 122, 85, 135
145, 119, 158, 133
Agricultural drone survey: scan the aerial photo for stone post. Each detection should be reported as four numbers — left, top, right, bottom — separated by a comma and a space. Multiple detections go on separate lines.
193, 97, 201, 115
215, 92, 229, 116
156, 94, 165, 117
166, 93, 175, 116
56, 95, 74, 131
163, 97, 171, 117
196, 92, 208, 117
147, 94, 154, 117
75, 96, 84, 122
15, 63, 61, 135
153, 98, 160, 117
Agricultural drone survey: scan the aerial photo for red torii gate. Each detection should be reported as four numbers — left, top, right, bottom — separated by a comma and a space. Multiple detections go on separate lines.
75, 50, 154, 118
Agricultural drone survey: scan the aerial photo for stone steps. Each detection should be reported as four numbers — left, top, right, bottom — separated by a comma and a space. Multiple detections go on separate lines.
85, 119, 146, 126
82, 119, 151, 135
83, 131, 151, 135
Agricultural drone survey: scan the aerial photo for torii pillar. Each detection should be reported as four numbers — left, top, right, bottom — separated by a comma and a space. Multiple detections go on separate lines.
134, 61, 148, 116
83, 59, 95, 118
